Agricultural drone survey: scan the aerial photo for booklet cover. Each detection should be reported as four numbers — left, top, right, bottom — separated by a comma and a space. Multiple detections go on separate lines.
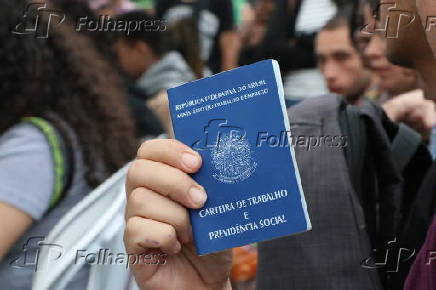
167, 59, 311, 255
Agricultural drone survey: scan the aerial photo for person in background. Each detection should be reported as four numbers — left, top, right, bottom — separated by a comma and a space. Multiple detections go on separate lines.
242, 0, 349, 105
155, 0, 238, 73
364, 34, 420, 100
382, 91, 435, 141
358, 0, 436, 288
123, 0, 435, 289
403, 0, 436, 286
114, 10, 200, 135
52, 1, 165, 138
0, 1, 137, 289
315, 11, 373, 105
238, 0, 276, 66
356, 0, 435, 141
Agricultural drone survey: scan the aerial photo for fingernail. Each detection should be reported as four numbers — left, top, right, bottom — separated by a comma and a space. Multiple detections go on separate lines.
189, 186, 207, 207
182, 152, 200, 169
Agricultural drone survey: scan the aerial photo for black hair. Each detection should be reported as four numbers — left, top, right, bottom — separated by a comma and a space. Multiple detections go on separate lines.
367, 0, 379, 10
0, 0, 138, 186
52, 0, 118, 59
115, 10, 168, 56
322, 7, 353, 31
321, 4, 367, 49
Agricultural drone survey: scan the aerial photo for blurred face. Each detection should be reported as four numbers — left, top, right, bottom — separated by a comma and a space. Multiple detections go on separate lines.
316, 25, 372, 102
364, 34, 418, 95
254, 0, 275, 22
255, 0, 275, 23
115, 39, 149, 79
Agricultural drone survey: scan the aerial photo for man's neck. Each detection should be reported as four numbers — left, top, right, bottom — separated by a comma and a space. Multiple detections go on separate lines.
346, 77, 372, 105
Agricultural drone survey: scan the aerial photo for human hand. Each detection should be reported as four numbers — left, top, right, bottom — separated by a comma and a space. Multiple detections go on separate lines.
383, 89, 436, 140
124, 139, 232, 290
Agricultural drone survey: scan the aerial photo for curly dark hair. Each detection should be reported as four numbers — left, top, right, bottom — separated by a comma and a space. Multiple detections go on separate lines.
0, 0, 138, 187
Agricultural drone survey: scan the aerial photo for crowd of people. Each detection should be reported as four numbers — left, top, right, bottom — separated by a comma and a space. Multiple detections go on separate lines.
0, 0, 435, 289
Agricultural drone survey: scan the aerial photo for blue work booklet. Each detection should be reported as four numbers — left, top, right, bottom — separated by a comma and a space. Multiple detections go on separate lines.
167, 60, 311, 255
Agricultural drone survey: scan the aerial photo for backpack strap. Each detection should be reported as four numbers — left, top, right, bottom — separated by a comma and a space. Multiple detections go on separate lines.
391, 123, 421, 172
22, 117, 72, 209
338, 100, 367, 200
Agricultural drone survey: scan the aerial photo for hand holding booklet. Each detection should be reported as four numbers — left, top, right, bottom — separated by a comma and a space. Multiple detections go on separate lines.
167, 60, 311, 255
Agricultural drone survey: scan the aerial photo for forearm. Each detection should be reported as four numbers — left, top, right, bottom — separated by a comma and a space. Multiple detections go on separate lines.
0, 202, 33, 261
